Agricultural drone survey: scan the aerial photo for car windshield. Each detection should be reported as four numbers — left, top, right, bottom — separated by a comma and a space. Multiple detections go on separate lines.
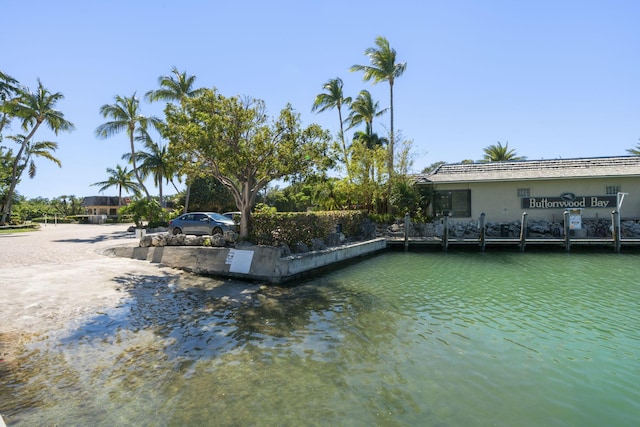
208, 213, 231, 222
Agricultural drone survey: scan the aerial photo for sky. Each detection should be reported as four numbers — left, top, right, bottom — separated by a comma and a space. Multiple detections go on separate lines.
2, 0, 639, 199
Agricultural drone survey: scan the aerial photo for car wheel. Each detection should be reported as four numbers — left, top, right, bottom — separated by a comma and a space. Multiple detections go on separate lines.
212, 227, 223, 235
172, 227, 182, 235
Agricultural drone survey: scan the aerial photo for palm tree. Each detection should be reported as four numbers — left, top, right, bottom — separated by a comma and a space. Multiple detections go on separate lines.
627, 140, 640, 155
350, 36, 406, 178
346, 90, 387, 135
146, 67, 205, 213
123, 134, 178, 208
145, 66, 206, 104
91, 164, 141, 210
1, 80, 74, 223
481, 141, 525, 162
0, 70, 20, 138
95, 93, 162, 198
312, 77, 352, 176
19, 137, 62, 178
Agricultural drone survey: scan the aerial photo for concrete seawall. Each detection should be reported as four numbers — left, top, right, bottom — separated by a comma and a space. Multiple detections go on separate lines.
108, 238, 387, 284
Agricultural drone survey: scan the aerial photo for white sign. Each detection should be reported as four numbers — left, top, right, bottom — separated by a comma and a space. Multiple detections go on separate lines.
568, 208, 582, 230
225, 249, 254, 274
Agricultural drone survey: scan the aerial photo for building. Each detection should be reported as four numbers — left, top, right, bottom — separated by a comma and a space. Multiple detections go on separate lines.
414, 156, 640, 223
81, 196, 129, 216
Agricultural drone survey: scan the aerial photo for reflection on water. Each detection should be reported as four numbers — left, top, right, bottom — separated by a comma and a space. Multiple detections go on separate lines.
1, 252, 640, 426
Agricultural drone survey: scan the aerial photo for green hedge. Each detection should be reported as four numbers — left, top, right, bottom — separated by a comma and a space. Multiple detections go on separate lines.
250, 210, 368, 247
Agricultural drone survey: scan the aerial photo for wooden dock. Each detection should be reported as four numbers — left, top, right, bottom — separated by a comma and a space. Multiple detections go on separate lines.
386, 236, 640, 252
387, 211, 640, 253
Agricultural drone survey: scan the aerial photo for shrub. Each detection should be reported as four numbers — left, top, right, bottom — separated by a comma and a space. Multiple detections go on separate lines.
250, 210, 368, 247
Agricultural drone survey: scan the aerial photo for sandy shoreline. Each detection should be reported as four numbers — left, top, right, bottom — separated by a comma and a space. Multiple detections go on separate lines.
0, 223, 184, 362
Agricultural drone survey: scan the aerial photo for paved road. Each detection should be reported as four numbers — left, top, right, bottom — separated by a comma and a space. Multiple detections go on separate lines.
0, 223, 136, 268
0, 223, 181, 342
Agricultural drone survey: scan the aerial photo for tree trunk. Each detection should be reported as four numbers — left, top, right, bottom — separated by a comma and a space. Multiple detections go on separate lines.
184, 182, 191, 213
129, 131, 149, 198
1, 122, 41, 223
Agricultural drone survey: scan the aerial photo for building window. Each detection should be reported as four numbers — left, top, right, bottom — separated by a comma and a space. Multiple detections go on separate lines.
517, 188, 530, 198
606, 185, 620, 195
433, 190, 471, 217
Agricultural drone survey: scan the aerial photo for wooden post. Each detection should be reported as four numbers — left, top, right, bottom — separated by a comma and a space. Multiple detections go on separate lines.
519, 212, 528, 253
404, 212, 410, 252
612, 210, 621, 253
479, 213, 486, 252
563, 210, 571, 252
442, 215, 449, 252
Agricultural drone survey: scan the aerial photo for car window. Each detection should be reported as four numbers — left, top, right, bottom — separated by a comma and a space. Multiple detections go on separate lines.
194, 213, 208, 222
183, 214, 193, 221
209, 213, 229, 222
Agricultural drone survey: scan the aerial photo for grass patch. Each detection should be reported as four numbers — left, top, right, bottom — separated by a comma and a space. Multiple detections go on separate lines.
0, 224, 40, 234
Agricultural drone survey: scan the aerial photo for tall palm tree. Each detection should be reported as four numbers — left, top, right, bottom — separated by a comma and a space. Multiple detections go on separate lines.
91, 164, 141, 210
146, 67, 205, 212
350, 36, 406, 178
95, 93, 162, 198
482, 141, 525, 162
1, 80, 74, 223
123, 134, 178, 208
312, 77, 352, 176
145, 66, 206, 104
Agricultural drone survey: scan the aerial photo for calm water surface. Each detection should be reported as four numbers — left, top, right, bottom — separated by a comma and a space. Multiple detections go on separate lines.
1, 251, 639, 426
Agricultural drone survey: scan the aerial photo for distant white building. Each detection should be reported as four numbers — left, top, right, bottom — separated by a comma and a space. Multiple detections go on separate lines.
81, 196, 129, 216
414, 156, 640, 222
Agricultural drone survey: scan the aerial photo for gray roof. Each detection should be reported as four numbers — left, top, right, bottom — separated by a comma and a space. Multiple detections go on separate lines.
81, 196, 123, 207
415, 156, 640, 184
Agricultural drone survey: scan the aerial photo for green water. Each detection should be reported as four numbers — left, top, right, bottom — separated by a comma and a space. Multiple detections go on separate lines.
1, 251, 639, 426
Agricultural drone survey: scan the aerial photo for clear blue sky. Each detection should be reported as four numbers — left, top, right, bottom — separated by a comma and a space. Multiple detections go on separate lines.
2, 0, 639, 199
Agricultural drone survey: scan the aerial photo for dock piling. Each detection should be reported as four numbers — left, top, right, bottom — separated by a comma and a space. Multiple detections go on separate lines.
612, 210, 621, 253
563, 210, 571, 252
404, 212, 410, 252
519, 212, 528, 252
479, 213, 486, 252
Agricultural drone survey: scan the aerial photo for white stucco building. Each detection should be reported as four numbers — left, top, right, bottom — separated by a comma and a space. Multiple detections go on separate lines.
415, 156, 640, 223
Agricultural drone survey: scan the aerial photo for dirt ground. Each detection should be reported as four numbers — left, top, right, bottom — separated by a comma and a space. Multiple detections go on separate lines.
0, 223, 185, 363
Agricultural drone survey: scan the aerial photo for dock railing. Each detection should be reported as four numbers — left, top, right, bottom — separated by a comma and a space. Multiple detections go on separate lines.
393, 211, 640, 252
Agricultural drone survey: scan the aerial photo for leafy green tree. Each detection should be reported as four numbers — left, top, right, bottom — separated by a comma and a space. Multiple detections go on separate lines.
481, 141, 525, 162
95, 93, 162, 198
0, 80, 74, 223
349, 134, 387, 211
350, 36, 406, 178
119, 197, 163, 228
51, 195, 83, 216
312, 77, 352, 178
146, 67, 206, 213
11, 196, 54, 221
182, 175, 236, 213
164, 88, 332, 238
91, 164, 142, 210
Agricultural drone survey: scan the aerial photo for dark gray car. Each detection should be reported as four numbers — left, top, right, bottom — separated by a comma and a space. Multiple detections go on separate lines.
168, 212, 236, 236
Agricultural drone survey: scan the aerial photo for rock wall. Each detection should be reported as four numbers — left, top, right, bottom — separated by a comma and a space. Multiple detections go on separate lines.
384, 218, 640, 239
